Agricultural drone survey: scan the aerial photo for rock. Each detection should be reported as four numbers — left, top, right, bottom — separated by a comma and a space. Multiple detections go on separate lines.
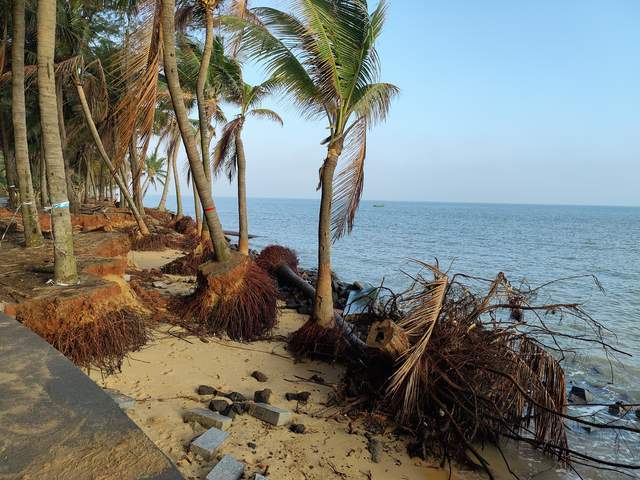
608, 402, 623, 415
254, 389, 272, 404
247, 442, 257, 449
249, 403, 292, 426
285, 392, 311, 403
197, 385, 218, 396
568, 386, 594, 405
352, 281, 365, 291
222, 405, 238, 419
230, 402, 249, 415
309, 375, 325, 384
205, 454, 244, 480
367, 437, 382, 463
190, 427, 229, 460
251, 371, 268, 382
225, 392, 247, 402
209, 399, 232, 413
105, 389, 135, 411
289, 423, 306, 434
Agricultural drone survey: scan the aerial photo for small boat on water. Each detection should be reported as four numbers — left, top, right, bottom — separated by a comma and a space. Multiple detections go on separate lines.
373, 204, 385, 208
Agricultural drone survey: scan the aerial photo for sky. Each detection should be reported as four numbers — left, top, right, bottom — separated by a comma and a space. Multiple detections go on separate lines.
167, 0, 640, 207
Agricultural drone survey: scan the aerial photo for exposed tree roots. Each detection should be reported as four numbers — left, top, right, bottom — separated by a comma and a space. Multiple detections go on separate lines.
256, 244, 299, 275
170, 216, 197, 235
287, 319, 351, 361
181, 254, 278, 341
28, 308, 147, 375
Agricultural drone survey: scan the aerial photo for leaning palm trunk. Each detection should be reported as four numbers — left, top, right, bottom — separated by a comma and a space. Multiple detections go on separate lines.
0, 122, 19, 208
75, 82, 150, 235
235, 128, 249, 255
157, 151, 172, 210
11, 0, 43, 247
170, 148, 183, 219
161, 0, 229, 262
313, 143, 342, 327
37, 0, 78, 284
39, 147, 48, 206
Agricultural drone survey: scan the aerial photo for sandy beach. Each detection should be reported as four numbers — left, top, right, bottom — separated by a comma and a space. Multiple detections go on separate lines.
89, 251, 458, 480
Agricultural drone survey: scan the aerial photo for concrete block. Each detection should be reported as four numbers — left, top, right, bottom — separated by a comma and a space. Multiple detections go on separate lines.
249, 403, 292, 426
184, 408, 232, 431
191, 427, 229, 460
254, 475, 269, 480
105, 389, 135, 411
205, 455, 244, 480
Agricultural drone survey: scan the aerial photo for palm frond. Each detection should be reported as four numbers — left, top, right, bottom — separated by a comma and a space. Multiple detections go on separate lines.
350, 82, 399, 126
212, 117, 243, 181
247, 108, 283, 126
330, 118, 367, 241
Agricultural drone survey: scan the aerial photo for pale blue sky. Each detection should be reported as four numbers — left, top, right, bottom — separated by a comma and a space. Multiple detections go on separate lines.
169, 0, 640, 206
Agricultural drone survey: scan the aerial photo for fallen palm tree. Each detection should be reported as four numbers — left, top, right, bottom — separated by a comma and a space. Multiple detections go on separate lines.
257, 247, 639, 477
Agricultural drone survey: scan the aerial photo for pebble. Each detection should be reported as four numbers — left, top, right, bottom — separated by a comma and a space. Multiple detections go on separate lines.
285, 392, 311, 402
247, 442, 257, 449
251, 371, 268, 382
254, 389, 272, 404
198, 385, 218, 396
289, 423, 306, 434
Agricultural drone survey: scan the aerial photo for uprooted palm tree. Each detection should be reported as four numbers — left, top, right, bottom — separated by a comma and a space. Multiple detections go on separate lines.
213, 77, 283, 255
160, 0, 278, 340
229, 0, 398, 339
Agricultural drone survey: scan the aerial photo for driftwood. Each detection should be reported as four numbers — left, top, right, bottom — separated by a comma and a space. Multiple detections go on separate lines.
366, 319, 409, 360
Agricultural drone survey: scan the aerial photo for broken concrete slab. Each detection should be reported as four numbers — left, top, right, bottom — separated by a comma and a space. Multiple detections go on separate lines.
249, 403, 292, 426
184, 408, 232, 431
253, 475, 269, 480
105, 388, 136, 411
205, 455, 244, 480
190, 427, 229, 460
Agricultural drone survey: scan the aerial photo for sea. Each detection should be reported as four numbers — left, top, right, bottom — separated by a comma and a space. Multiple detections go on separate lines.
152, 195, 640, 479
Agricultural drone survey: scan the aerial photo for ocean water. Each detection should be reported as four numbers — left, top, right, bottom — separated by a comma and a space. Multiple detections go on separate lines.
153, 195, 640, 478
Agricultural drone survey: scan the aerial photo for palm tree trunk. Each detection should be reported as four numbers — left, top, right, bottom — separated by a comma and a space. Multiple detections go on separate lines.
11, 0, 43, 247
39, 146, 49, 206
235, 128, 249, 255
75, 81, 150, 235
171, 146, 183, 219
157, 148, 172, 210
193, 181, 201, 228
161, 0, 229, 262
0, 119, 19, 209
129, 137, 144, 213
37, 0, 78, 284
312, 144, 342, 327
56, 82, 79, 213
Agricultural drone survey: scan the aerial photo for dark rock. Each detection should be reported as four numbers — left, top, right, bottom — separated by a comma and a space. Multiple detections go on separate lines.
367, 437, 382, 463
289, 423, 306, 434
222, 405, 237, 419
635, 409, 640, 420
251, 371, 268, 383
225, 392, 247, 402
310, 375, 325, 384
209, 399, 231, 412
254, 389, 272, 404
231, 402, 249, 414
352, 281, 365, 291
297, 305, 313, 315
197, 385, 217, 396
568, 386, 594, 405
407, 442, 426, 460
608, 402, 623, 415
285, 392, 311, 403
247, 442, 257, 449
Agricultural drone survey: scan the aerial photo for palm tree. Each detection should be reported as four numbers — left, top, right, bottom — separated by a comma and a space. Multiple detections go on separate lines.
229, 0, 398, 327
214, 78, 282, 255
11, 0, 43, 247
37, 0, 78, 283
161, 0, 230, 262
141, 147, 167, 197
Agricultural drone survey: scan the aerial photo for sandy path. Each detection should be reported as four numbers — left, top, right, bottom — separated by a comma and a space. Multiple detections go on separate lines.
89, 251, 459, 480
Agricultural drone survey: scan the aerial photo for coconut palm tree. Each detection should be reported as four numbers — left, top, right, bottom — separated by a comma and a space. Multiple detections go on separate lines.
227, 0, 398, 327
11, 0, 43, 247
213, 78, 282, 255
161, 0, 230, 261
141, 147, 167, 196
37, 0, 78, 283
